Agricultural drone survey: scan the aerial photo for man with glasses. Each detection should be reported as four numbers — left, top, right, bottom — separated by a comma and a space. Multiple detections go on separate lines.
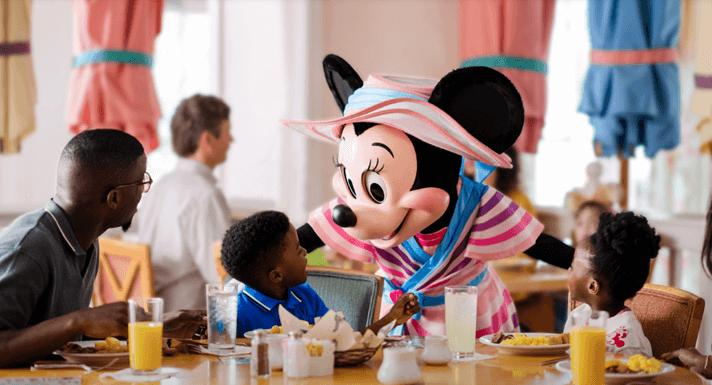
132, 94, 233, 312
0, 129, 203, 367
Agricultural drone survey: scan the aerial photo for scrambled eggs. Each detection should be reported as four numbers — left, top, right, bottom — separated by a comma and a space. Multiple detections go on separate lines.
499, 333, 570, 346
605, 355, 661, 374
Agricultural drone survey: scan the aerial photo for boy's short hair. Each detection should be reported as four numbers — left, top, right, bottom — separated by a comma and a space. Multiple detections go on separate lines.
587, 212, 660, 303
171, 94, 230, 157
221, 211, 291, 287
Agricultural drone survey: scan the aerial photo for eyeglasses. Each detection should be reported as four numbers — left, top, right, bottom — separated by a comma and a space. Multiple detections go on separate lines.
114, 172, 153, 193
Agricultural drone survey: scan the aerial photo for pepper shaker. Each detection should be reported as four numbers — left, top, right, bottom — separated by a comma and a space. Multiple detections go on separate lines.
251, 330, 270, 378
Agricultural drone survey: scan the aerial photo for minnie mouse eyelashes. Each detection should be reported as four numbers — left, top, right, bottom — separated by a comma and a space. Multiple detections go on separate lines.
366, 158, 385, 174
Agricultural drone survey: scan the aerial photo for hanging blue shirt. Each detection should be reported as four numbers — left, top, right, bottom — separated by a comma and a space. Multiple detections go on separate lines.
235, 282, 329, 337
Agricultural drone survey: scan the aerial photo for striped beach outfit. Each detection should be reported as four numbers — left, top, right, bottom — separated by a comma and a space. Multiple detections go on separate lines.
309, 174, 543, 337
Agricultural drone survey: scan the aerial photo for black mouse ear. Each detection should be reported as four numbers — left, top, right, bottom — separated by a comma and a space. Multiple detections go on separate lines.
429, 66, 524, 154
323, 54, 363, 113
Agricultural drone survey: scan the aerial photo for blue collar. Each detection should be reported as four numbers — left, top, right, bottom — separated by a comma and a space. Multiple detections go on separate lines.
242, 285, 303, 312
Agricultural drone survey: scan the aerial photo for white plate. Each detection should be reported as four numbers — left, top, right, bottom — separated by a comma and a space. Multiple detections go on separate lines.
244, 330, 286, 340
555, 359, 675, 385
54, 340, 129, 369
479, 333, 570, 356
244, 330, 261, 339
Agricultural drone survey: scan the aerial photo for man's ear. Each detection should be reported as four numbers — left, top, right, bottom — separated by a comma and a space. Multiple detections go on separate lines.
105, 189, 120, 210
200, 131, 214, 147
588, 278, 600, 295
268, 268, 283, 284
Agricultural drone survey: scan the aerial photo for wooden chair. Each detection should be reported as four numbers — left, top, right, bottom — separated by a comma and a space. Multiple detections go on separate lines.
213, 241, 230, 285
92, 238, 154, 306
306, 266, 384, 331
569, 284, 705, 358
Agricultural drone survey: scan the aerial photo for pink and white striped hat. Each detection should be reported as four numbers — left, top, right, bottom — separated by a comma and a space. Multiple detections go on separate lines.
280, 73, 513, 168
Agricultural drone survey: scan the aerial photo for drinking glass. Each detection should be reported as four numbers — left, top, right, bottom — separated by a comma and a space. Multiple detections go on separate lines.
445, 285, 478, 359
571, 310, 608, 385
206, 283, 238, 354
128, 298, 163, 375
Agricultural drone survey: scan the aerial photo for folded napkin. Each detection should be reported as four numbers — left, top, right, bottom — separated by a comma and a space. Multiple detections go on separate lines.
218, 356, 250, 364
99, 367, 181, 382
196, 345, 251, 357
451, 353, 495, 363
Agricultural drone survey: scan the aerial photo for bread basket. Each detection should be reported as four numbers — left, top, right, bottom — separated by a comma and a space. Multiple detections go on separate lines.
333, 346, 380, 366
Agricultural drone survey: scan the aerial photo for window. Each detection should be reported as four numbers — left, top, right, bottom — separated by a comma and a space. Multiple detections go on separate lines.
532, 0, 710, 215
148, 0, 219, 182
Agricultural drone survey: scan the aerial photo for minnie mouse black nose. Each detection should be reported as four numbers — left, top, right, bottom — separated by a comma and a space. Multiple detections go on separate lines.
332, 204, 357, 228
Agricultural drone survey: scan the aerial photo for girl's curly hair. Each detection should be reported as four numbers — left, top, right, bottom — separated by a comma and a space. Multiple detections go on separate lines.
588, 212, 660, 303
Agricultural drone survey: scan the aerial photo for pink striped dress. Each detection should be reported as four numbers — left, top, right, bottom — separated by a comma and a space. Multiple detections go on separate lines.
309, 179, 543, 337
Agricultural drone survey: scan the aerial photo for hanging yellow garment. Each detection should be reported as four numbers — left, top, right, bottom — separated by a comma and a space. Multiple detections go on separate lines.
0, 0, 36, 154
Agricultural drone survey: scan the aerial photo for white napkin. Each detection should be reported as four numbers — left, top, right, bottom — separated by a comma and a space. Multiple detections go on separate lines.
378, 319, 397, 336
279, 305, 310, 335
196, 345, 251, 356
98, 367, 181, 382
304, 310, 357, 351
450, 352, 496, 362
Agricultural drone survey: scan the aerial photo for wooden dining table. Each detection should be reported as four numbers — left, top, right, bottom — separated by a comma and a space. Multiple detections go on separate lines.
0, 340, 703, 384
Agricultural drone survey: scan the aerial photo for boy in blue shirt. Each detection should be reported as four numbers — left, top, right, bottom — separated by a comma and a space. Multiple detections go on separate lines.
221, 210, 420, 337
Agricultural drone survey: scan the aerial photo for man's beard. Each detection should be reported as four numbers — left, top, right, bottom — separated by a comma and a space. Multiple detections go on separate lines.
122, 220, 132, 232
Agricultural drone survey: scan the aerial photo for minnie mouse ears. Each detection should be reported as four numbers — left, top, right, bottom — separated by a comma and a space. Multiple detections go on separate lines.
280, 54, 524, 168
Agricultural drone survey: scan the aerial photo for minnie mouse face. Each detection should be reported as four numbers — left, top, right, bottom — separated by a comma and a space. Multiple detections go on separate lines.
281, 55, 524, 249
332, 123, 449, 249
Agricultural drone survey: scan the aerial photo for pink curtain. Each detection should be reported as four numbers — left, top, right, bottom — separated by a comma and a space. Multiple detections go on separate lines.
0, 0, 36, 154
459, 0, 556, 154
66, 0, 163, 153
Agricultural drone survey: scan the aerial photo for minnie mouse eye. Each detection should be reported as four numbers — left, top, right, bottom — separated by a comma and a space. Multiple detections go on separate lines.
363, 171, 386, 203
342, 167, 357, 199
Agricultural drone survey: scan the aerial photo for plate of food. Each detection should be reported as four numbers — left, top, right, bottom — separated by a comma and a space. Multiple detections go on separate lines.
54, 338, 129, 369
245, 323, 312, 339
245, 325, 284, 339
555, 354, 675, 385
479, 332, 571, 356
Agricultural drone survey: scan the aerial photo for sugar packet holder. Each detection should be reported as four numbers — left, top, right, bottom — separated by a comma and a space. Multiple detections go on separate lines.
307, 339, 336, 376
282, 337, 336, 377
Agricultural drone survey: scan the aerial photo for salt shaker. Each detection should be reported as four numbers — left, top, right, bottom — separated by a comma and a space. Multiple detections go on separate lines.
284, 331, 309, 378
251, 330, 270, 378
377, 347, 421, 384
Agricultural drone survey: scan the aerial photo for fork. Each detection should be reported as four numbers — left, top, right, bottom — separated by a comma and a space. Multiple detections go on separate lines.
539, 356, 570, 366
32, 358, 121, 372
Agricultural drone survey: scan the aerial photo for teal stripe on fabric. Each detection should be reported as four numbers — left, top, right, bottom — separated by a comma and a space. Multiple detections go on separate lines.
382, 267, 489, 308
462, 56, 548, 74
344, 87, 429, 114
73, 50, 153, 68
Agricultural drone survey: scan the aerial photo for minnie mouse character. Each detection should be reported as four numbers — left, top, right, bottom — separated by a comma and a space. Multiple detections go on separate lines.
281, 55, 573, 336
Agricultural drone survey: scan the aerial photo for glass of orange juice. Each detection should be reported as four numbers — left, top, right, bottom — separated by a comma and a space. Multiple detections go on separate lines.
128, 298, 164, 375
571, 310, 608, 385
